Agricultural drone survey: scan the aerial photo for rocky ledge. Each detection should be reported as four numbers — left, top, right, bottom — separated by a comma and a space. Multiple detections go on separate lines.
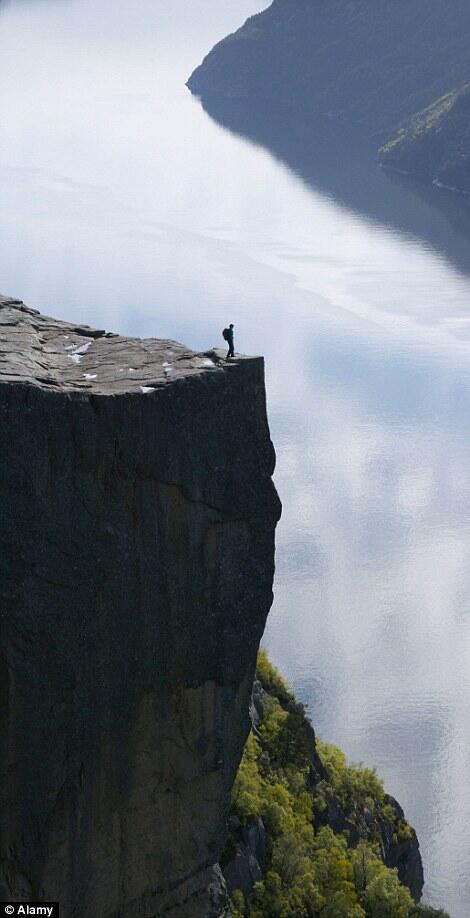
0, 296, 281, 916
0, 294, 243, 394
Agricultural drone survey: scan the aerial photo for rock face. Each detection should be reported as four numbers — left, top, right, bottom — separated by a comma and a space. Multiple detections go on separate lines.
222, 816, 266, 899
0, 296, 281, 916
380, 799, 424, 902
187, 0, 470, 137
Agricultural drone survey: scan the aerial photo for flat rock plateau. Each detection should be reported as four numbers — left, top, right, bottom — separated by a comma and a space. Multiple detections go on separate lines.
0, 294, 241, 394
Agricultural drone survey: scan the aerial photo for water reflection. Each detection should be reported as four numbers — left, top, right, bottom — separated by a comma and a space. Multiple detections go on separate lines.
2, 0, 470, 913
267, 325, 470, 914
200, 97, 470, 279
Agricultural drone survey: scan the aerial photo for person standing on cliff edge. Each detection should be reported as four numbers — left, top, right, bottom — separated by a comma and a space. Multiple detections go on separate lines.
222, 323, 235, 358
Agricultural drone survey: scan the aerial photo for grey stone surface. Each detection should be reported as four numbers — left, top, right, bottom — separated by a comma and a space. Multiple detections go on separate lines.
223, 817, 266, 900
0, 294, 243, 395
380, 797, 425, 902
249, 677, 265, 729
0, 297, 281, 916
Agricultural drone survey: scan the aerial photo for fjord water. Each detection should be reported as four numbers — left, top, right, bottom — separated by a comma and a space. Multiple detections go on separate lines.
1, 0, 470, 913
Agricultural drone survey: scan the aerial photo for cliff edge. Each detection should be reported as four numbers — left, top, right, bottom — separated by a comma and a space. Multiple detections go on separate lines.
0, 295, 281, 916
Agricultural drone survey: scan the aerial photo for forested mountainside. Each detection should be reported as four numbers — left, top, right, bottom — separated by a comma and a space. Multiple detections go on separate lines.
221, 651, 449, 918
380, 83, 470, 194
188, 0, 470, 192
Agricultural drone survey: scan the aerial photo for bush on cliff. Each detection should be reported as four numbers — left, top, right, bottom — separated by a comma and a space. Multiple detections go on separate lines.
224, 651, 448, 918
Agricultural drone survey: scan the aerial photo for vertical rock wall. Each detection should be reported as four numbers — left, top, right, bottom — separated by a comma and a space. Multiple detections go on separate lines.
0, 298, 281, 916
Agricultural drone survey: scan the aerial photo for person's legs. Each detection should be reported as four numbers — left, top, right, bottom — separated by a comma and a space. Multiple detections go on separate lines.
228, 343, 234, 358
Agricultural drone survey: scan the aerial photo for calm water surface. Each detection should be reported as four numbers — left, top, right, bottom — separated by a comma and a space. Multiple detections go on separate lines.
1, 1, 470, 914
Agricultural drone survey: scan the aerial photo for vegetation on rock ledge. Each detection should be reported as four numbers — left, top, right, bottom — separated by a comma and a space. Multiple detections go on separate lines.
222, 650, 448, 918
380, 81, 470, 194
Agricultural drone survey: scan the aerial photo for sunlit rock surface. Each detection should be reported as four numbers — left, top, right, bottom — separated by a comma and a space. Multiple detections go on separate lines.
0, 296, 281, 917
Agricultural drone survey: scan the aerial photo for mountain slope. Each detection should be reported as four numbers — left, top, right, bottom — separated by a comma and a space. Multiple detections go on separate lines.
380, 82, 470, 193
221, 652, 449, 918
188, 0, 470, 137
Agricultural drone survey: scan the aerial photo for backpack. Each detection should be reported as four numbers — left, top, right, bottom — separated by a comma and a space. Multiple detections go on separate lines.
222, 327, 230, 341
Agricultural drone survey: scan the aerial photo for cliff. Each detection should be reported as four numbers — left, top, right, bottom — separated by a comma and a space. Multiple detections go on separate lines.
187, 0, 470, 137
0, 295, 281, 916
380, 82, 470, 194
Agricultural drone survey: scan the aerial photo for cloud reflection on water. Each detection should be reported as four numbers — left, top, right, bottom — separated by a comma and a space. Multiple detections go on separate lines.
2, 0, 470, 913
267, 329, 470, 911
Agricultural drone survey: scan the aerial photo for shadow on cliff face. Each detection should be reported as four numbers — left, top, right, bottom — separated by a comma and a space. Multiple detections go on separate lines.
196, 97, 470, 279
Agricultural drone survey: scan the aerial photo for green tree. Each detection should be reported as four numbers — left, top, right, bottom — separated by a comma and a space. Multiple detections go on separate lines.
313, 827, 363, 915
363, 867, 414, 917
223, 652, 448, 918
230, 889, 245, 918
352, 842, 414, 917
232, 733, 264, 822
256, 649, 294, 705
